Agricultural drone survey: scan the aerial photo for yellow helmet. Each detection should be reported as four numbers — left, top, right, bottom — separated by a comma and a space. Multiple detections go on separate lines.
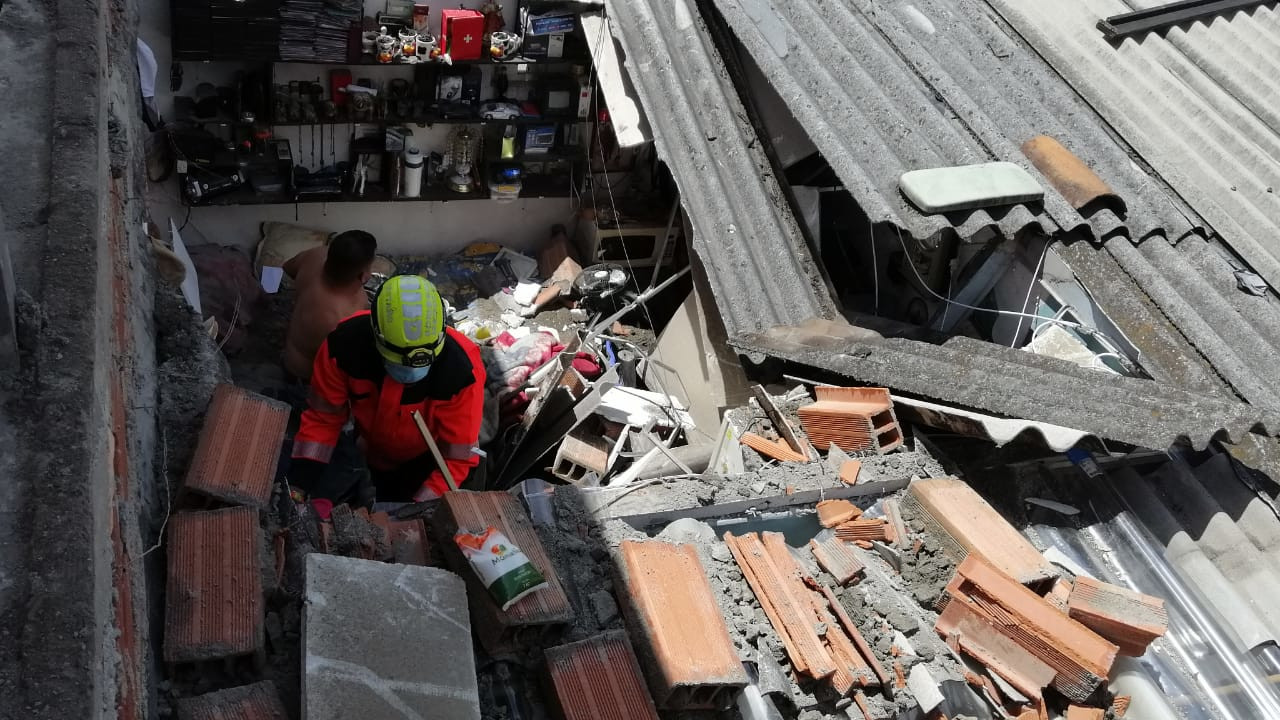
371, 275, 446, 368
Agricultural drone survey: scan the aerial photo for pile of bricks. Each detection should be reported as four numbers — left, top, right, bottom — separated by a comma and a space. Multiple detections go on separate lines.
724, 531, 887, 697
797, 387, 903, 455
163, 385, 292, 711
913, 477, 1168, 717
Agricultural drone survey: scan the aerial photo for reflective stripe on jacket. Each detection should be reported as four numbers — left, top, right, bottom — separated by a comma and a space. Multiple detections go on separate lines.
293, 311, 486, 498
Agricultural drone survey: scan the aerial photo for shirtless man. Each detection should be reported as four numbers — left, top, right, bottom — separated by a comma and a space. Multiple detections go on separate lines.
282, 230, 377, 381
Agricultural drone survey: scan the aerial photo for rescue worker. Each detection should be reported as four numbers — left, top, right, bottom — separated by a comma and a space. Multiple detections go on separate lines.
281, 230, 376, 382
288, 274, 486, 505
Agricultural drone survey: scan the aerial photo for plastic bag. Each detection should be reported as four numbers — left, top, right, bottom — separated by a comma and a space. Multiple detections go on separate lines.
454, 526, 548, 611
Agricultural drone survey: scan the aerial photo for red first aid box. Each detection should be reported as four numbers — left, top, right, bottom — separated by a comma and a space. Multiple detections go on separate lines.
441, 8, 485, 60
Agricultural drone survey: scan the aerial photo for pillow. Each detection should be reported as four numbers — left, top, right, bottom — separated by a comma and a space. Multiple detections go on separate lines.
254, 221, 331, 289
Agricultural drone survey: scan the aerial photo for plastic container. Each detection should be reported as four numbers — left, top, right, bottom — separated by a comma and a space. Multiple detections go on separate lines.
402, 148, 424, 198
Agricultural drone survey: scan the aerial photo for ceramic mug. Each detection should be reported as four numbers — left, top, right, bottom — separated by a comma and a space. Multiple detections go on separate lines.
376, 35, 396, 63
416, 33, 437, 58
399, 28, 417, 57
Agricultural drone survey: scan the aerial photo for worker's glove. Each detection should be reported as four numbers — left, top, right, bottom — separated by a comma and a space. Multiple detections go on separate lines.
289, 490, 334, 522
412, 483, 443, 503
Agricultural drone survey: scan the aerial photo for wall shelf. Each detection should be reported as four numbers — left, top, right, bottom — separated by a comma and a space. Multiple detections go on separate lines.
186, 183, 573, 207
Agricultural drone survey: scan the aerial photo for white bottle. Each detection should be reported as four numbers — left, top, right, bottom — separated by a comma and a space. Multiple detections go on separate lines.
402, 147, 424, 198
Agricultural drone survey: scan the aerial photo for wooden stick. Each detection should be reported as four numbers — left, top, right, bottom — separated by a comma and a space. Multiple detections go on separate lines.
411, 410, 459, 492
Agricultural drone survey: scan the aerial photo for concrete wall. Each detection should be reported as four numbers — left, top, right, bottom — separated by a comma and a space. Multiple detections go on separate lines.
0, 0, 165, 712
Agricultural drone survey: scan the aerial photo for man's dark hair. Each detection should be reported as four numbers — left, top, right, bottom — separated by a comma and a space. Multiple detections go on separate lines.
323, 230, 377, 286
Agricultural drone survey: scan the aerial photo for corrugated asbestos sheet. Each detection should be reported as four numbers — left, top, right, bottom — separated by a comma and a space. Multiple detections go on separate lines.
604, 0, 1280, 451
709, 0, 1202, 246
984, 0, 1280, 289
598, 0, 836, 337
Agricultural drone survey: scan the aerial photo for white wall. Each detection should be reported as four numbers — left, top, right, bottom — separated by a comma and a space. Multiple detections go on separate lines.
150, 181, 576, 255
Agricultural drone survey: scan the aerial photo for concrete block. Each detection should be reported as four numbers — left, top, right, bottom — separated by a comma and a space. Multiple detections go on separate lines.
303, 554, 479, 720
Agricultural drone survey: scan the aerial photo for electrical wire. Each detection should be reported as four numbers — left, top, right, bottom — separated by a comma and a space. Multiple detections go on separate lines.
889, 224, 1130, 352
585, 6, 662, 337
1010, 237, 1052, 347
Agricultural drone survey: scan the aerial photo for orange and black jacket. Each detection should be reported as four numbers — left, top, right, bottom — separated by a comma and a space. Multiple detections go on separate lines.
291, 311, 486, 500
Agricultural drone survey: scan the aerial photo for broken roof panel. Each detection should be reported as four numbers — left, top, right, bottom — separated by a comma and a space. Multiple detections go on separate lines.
601, 0, 836, 337
984, 0, 1280, 288
706, 0, 1205, 246
604, 0, 1280, 450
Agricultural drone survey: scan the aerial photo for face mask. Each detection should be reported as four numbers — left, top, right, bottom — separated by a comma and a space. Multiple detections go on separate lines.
384, 361, 430, 385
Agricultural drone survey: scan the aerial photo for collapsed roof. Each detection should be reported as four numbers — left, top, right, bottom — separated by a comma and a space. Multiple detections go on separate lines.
599, 0, 1280, 457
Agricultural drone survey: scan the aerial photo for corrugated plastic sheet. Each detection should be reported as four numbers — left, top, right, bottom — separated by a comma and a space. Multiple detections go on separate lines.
599, 0, 836, 337
984, 0, 1280, 289
164, 507, 263, 663
708, 0, 1205, 246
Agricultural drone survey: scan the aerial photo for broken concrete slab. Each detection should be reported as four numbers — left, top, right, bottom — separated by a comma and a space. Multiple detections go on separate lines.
303, 554, 479, 720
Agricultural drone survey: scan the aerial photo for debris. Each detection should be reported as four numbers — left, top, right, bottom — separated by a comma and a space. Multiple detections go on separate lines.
938, 556, 1117, 703
883, 499, 909, 548
1065, 706, 1105, 720
552, 428, 613, 483
1024, 497, 1080, 516
907, 665, 944, 713
1067, 577, 1168, 657
1046, 578, 1074, 613
616, 540, 748, 709
724, 531, 878, 696
1111, 695, 1132, 717
834, 519, 891, 543
810, 531, 866, 586
797, 387, 902, 454
597, 386, 694, 429
176, 681, 288, 720
742, 432, 810, 463
303, 555, 479, 720
544, 631, 660, 720
898, 161, 1044, 213
164, 507, 263, 664
818, 583, 892, 694
438, 491, 574, 652
840, 460, 864, 485
818, 499, 862, 527
751, 384, 813, 459
904, 477, 1060, 591
182, 384, 289, 507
